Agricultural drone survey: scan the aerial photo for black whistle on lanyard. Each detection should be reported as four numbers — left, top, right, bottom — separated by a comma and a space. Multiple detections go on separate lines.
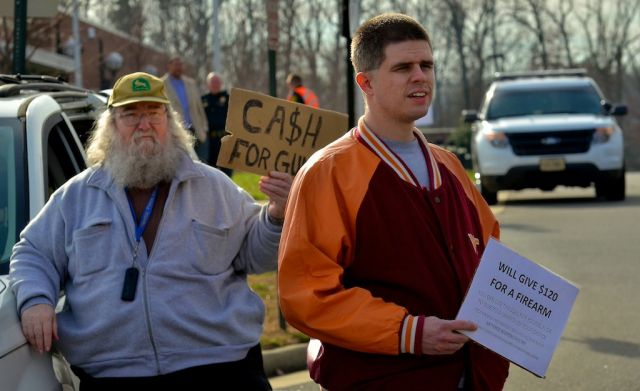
121, 267, 139, 301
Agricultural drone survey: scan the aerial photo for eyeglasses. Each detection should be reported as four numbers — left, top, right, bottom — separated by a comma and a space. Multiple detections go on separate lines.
117, 108, 166, 127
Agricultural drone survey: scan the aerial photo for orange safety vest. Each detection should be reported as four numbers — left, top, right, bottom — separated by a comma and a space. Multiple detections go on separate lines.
288, 86, 319, 108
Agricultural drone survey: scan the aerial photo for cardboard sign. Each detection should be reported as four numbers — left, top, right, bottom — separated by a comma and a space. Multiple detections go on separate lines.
456, 238, 579, 378
217, 88, 348, 176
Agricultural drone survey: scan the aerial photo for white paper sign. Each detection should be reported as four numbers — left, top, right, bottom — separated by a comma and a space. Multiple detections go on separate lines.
456, 238, 579, 377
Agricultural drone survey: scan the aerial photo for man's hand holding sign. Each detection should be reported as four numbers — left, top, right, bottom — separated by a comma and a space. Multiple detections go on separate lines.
217, 88, 348, 176
456, 238, 579, 378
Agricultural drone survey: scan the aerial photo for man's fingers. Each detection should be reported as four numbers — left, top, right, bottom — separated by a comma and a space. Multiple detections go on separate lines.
261, 174, 292, 191
262, 171, 293, 190
33, 323, 45, 353
260, 181, 289, 198
20, 304, 56, 353
42, 319, 53, 352
267, 170, 293, 182
22, 324, 36, 347
422, 316, 477, 355
449, 319, 477, 332
261, 173, 293, 218
447, 333, 470, 344
53, 316, 59, 341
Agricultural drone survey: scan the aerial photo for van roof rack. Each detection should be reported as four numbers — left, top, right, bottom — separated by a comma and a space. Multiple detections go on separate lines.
0, 74, 91, 98
0, 83, 90, 97
0, 74, 67, 84
494, 68, 587, 81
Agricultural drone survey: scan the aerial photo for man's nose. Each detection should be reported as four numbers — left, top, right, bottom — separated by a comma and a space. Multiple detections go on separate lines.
409, 65, 427, 82
136, 113, 152, 129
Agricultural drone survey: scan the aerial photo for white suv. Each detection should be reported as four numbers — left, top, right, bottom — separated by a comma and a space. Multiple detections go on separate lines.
463, 69, 627, 205
0, 74, 105, 390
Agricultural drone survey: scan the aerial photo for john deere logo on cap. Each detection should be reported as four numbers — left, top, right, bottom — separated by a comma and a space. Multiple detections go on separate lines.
132, 78, 151, 92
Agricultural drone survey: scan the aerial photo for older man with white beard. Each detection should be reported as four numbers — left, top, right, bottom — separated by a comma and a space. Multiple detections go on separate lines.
9, 72, 291, 390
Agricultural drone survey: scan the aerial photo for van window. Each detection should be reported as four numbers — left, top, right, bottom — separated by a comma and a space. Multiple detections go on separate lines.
46, 122, 85, 200
486, 86, 603, 120
0, 126, 18, 273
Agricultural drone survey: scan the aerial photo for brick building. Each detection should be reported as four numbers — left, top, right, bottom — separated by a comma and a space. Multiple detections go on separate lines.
1, 10, 173, 91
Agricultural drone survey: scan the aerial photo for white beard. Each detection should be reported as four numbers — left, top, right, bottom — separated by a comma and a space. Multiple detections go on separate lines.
106, 131, 182, 189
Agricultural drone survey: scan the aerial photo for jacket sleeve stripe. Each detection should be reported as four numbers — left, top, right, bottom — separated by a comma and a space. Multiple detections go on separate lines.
401, 315, 418, 354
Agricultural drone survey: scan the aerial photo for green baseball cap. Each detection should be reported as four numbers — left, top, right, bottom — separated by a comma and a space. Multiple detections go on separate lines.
108, 72, 170, 107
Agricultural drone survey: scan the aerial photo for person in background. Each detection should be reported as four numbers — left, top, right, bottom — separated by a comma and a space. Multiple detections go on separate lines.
10, 72, 292, 390
286, 73, 319, 108
202, 72, 233, 177
278, 13, 509, 390
162, 56, 209, 162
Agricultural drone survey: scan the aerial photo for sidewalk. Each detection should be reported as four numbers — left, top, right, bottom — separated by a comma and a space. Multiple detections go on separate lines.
262, 343, 308, 377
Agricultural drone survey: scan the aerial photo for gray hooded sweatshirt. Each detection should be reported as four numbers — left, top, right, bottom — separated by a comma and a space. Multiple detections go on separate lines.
9, 154, 281, 377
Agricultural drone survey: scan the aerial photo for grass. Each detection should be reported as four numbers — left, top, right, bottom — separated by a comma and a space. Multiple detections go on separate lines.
247, 272, 309, 350
232, 172, 268, 200
232, 172, 309, 349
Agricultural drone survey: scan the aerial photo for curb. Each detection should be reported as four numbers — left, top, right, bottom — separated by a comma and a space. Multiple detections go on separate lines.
262, 343, 308, 377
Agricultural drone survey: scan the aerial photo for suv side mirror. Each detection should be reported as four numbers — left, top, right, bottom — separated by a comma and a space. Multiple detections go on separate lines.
462, 110, 479, 123
610, 104, 627, 116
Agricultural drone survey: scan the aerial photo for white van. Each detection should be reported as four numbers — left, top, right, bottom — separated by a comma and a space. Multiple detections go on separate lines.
463, 69, 627, 205
0, 74, 106, 390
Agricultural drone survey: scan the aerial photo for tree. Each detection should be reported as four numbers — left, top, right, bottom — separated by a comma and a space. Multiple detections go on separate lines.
444, 0, 471, 108
509, 0, 550, 69
106, 0, 145, 38
544, 0, 575, 68
576, 0, 640, 101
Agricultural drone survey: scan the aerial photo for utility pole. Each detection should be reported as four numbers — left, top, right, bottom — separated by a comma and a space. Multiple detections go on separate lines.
266, 0, 278, 98
211, 0, 221, 73
341, 0, 357, 127
12, 0, 28, 74
266, 0, 285, 330
71, 0, 82, 87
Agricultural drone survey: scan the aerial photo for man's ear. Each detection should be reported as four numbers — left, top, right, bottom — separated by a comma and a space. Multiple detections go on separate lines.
355, 72, 374, 96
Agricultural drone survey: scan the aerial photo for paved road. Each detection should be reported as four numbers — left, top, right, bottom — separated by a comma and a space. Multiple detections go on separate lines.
499, 172, 640, 390
271, 173, 640, 390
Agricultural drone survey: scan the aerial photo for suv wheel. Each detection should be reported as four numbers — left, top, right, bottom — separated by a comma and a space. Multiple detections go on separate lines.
481, 183, 498, 205
596, 169, 626, 201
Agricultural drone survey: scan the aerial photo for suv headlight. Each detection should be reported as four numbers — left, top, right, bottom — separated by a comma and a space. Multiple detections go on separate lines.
592, 127, 613, 144
482, 129, 509, 148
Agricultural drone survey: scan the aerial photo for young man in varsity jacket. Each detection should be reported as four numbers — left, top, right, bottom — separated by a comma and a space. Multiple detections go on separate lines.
278, 12, 509, 390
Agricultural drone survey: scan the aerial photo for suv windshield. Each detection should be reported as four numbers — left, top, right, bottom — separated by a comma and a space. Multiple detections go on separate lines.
0, 120, 22, 274
486, 86, 603, 120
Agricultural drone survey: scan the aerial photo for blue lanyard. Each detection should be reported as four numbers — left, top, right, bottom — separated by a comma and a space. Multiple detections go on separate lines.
126, 186, 159, 261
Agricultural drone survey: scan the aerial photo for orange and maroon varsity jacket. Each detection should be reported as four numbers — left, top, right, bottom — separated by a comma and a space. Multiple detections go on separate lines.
278, 119, 509, 390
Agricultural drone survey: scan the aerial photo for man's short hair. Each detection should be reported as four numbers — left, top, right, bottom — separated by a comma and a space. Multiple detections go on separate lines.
351, 13, 432, 73
286, 73, 302, 87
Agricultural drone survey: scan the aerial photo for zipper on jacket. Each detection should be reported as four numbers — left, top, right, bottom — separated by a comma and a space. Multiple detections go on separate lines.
141, 267, 161, 374
114, 184, 161, 373
140, 181, 176, 374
